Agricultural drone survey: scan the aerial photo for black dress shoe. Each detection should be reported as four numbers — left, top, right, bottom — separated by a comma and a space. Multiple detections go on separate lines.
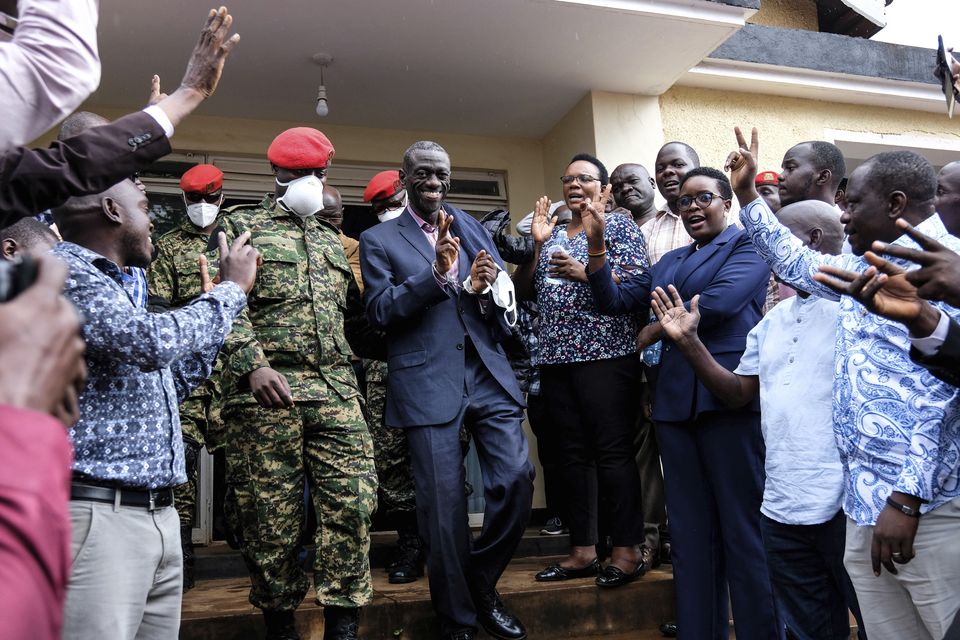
595, 562, 646, 588
474, 590, 526, 640
535, 558, 601, 582
659, 622, 678, 637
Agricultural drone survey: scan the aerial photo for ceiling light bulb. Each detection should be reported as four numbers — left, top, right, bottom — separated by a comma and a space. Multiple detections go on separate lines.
315, 85, 329, 117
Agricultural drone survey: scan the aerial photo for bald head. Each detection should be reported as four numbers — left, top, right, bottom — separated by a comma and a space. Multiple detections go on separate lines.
776, 200, 844, 256
936, 161, 960, 235
58, 111, 110, 140
320, 185, 343, 230
611, 163, 656, 221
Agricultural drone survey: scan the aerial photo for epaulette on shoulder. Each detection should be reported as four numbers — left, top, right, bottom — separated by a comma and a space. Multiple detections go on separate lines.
155, 225, 187, 245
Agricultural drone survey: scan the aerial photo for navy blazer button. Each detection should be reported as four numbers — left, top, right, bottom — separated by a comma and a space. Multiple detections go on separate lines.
456, 343, 464, 350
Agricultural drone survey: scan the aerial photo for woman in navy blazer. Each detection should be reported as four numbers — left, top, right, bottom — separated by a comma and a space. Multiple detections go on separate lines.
585, 167, 784, 640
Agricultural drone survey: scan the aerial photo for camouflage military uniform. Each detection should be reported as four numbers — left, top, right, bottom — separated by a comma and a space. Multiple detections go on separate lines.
148, 216, 231, 527
221, 195, 377, 612
363, 358, 417, 514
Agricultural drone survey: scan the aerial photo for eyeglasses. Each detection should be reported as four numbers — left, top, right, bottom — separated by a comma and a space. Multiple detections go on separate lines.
560, 174, 600, 185
677, 191, 726, 212
184, 190, 222, 204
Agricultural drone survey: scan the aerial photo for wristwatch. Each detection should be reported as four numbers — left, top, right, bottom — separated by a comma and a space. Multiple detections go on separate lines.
886, 495, 922, 518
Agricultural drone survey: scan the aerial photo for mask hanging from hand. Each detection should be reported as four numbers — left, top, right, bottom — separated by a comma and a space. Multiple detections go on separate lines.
276, 174, 325, 218
489, 269, 518, 327
185, 201, 220, 228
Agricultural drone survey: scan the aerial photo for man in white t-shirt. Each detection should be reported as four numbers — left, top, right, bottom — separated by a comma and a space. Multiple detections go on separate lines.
651, 199, 866, 640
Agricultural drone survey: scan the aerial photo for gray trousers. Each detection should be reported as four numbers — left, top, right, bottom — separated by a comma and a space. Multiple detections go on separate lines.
63, 500, 183, 640
844, 498, 960, 640
634, 398, 666, 552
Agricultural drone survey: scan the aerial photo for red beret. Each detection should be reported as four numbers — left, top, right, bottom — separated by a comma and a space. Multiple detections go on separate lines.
363, 170, 403, 203
755, 171, 779, 187
267, 127, 335, 169
180, 164, 223, 193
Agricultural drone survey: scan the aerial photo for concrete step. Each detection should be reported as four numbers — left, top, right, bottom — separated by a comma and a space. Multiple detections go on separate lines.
194, 527, 571, 581
181, 555, 676, 640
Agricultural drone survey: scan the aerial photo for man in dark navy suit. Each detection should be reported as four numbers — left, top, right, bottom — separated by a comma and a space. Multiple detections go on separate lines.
360, 141, 534, 640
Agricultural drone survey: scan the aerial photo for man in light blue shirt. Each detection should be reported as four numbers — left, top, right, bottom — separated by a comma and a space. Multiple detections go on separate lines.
728, 127, 960, 640
651, 199, 864, 640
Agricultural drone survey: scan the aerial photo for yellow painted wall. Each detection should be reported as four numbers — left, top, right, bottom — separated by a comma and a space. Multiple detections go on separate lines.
592, 91, 664, 179
659, 86, 960, 174
36, 108, 546, 221
540, 93, 596, 203
747, 0, 818, 31
538, 90, 664, 203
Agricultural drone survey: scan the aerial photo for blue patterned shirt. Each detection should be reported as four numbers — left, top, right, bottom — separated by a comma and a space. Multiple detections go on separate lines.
740, 198, 960, 525
122, 266, 148, 309
53, 242, 246, 488
534, 213, 648, 365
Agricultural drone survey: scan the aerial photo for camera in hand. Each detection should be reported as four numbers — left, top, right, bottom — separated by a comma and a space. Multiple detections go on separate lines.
0, 255, 38, 302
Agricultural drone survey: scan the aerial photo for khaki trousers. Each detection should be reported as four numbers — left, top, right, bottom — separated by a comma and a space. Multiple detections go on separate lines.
63, 500, 183, 640
844, 498, 960, 640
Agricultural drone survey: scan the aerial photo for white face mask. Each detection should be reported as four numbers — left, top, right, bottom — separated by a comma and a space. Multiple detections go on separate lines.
185, 201, 220, 228
377, 191, 408, 223
490, 269, 517, 327
276, 174, 325, 218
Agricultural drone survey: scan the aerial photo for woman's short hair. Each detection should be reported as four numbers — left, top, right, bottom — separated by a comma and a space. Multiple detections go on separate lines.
679, 167, 732, 200
567, 153, 609, 186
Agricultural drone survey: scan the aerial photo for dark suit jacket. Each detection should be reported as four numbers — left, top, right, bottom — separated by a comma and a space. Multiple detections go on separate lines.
589, 224, 770, 423
0, 111, 171, 225
911, 316, 960, 387
359, 205, 524, 428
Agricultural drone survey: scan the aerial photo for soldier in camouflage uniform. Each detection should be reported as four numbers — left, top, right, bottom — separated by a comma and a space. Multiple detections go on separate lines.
220, 128, 377, 640
360, 172, 424, 583
147, 163, 231, 591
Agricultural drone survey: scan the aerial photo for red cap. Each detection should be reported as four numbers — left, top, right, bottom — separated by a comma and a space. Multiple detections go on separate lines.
363, 170, 403, 203
267, 127, 335, 169
755, 171, 779, 187
180, 164, 223, 193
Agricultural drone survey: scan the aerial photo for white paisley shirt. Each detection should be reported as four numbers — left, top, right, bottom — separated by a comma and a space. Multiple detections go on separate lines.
54, 242, 246, 489
740, 198, 960, 526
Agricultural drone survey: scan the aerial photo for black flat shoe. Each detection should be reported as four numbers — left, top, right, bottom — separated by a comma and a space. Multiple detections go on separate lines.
595, 562, 646, 587
535, 558, 600, 582
659, 622, 678, 637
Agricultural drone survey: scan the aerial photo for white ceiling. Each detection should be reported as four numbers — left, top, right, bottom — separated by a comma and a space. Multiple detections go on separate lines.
90, 0, 752, 138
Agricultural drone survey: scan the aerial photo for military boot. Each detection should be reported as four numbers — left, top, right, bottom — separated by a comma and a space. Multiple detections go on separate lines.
180, 524, 195, 591
263, 609, 300, 640
388, 526, 424, 584
323, 606, 360, 640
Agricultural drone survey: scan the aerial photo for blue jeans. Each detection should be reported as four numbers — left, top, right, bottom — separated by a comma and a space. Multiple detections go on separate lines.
760, 510, 867, 640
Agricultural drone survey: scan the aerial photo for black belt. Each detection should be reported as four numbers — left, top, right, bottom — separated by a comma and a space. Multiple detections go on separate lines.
70, 482, 175, 511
